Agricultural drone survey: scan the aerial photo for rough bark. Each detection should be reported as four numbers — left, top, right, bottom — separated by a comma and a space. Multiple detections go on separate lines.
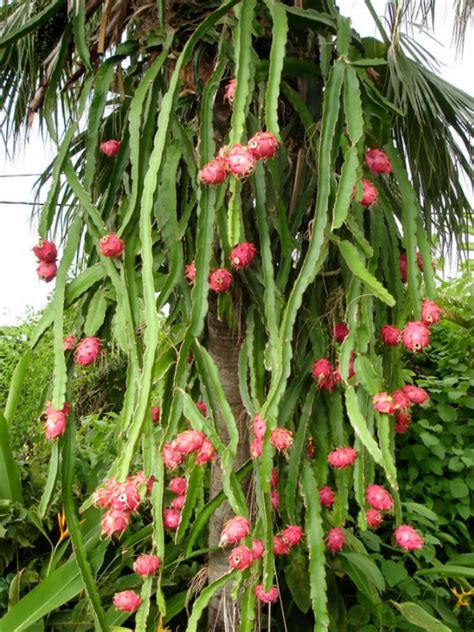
207, 298, 250, 631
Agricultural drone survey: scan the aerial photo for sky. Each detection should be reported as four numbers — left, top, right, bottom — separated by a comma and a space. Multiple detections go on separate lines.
0, 0, 472, 326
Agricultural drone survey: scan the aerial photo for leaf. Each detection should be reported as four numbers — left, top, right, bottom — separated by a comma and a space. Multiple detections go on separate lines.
332, 145, 359, 230
0, 0, 65, 47
391, 601, 451, 632
302, 462, 329, 631
84, 288, 108, 337
285, 553, 311, 613
381, 560, 409, 587
345, 387, 382, 465
38, 442, 59, 518
353, 356, 383, 395
338, 240, 395, 306
344, 65, 364, 143
175, 465, 204, 543
0, 413, 23, 502
3, 350, 31, 427
340, 552, 385, 593
186, 571, 239, 632
263, 0, 288, 137
416, 565, 474, 579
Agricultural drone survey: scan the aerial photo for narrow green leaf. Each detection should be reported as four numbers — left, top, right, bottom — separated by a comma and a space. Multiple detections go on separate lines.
38, 443, 59, 518
391, 601, 451, 632
332, 145, 359, 229
3, 350, 31, 428
0, 413, 23, 502
175, 465, 204, 543
186, 571, 239, 632
72, 0, 92, 71
345, 387, 382, 465
302, 462, 329, 631
0, 0, 64, 47
84, 288, 108, 337
416, 565, 474, 579
338, 240, 395, 306
263, 0, 288, 137
343, 65, 364, 143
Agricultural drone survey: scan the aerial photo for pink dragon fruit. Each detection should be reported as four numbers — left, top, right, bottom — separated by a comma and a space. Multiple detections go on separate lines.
209, 268, 232, 293
162, 443, 183, 470
133, 554, 160, 577
99, 233, 124, 258
228, 545, 255, 570
365, 148, 391, 174
281, 525, 303, 547
185, 261, 196, 283
306, 437, 315, 458
270, 468, 278, 489
33, 240, 57, 262
399, 252, 424, 283
366, 484, 393, 511
250, 438, 263, 458
252, 539, 264, 559
163, 508, 181, 530
401, 321, 430, 352
44, 409, 67, 440
366, 509, 384, 529
171, 495, 186, 511
173, 430, 205, 455
196, 437, 216, 465
421, 300, 442, 326
100, 140, 121, 157
37, 260, 57, 282
380, 325, 401, 346
75, 336, 101, 366
353, 179, 378, 206
224, 78, 237, 103
252, 413, 267, 439
63, 335, 76, 351
394, 525, 424, 551
169, 477, 187, 496
372, 392, 398, 415
271, 490, 280, 510
196, 400, 207, 416
333, 323, 349, 343
319, 486, 335, 508
328, 447, 357, 469
326, 527, 345, 553
151, 406, 160, 424
270, 428, 293, 453
402, 385, 429, 405
392, 389, 411, 411
311, 358, 335, 390
113, 590, 141, 613
273, 535, 289, 556
248, 131, 279, 160
229, 242, 257, 270
101, 508, 130, 537
110, 482, 141, 512
224, 144, 256, 178
199, 158, 227, 185
255, 584, 279, 604
394, 411, 412, 434
219, 516, 250, 547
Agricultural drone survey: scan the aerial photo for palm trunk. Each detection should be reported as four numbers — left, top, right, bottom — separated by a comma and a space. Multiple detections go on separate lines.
207, 299, 250, 631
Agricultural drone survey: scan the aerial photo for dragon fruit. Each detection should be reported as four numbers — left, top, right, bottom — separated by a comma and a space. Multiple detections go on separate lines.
74, 336, 101, 366
394, 525, 424, 551
401, 321, 430, 352
37, 261, 57, 282
230, 242, 257, 270
100, 234, 124, 258
372, 392, 398, 415
319, 486, 335, 508
255, 585, 279, 604
402, 385, 429, 405
380, 325, 401, 346
224, 144, 256, 178
421, 300, 442, 326
353, 179, 378, 206
112, 590, 141, 612
326, 527, 345, 553
270, 428, 293, 453
198, 158, 227, 185
33, 240, 57, 262
248, 131, 278, 160
100, 140, 121, 157
366, 484, 393, 511
209, 268, 232, 293
365, 148, 391, 174
133, 554, 160, 577
228, 545, 255, 570
220, 516, 250, 547
328, 447, 357, 469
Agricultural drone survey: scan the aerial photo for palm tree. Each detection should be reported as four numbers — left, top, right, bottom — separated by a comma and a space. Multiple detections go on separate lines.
0, 1, 472, 630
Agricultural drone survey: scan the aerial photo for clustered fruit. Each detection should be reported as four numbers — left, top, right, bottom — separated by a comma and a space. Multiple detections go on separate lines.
372, 385, 429, 434
380, 299, 443, 353
113, 552, 160, 613
34, 240, 58, 282
249, 413, 293, 461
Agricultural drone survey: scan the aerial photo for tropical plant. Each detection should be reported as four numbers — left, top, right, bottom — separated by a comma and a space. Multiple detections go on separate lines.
0, 1, 472, 631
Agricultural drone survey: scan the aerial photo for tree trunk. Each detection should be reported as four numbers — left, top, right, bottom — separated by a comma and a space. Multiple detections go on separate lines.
207, 298, 249, 631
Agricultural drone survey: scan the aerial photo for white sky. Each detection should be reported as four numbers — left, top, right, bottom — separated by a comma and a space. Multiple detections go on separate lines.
0, 0, 472, 325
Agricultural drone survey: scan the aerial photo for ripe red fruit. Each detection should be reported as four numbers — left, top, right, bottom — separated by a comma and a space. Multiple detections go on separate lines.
353, 179, 378, 206
306, 437, 315, 458
219, 516, 250, 547
281, 525, 303, 547
171, 495, 185, 510
75, 336, 101, 366
173, 430, 205, 454
196, 400, 207, 416
250, 438, 263, 458
252, 539, 264, 559
255, 584, 279, 604
110, 482, 141, 512
366, 508, 384, 529
162, 443, 183, 470
163, 508, 181, 530
100, 234, 124, 258
37, 260, 57, 282
273, 535, 289, 556
196, 437, 216, 465
151, 406, 160, 424
169, 477, 187, 496
185, 261, 196, 283
328, 447, 357, 469
63, 335, 76, 351
33, 240, 57, 263
366, 484, 393, 511
392, 389, 411, 411
224, 144, 256, 178
394, 525, 424, 551
271, 490, 280, 509
319, 485, 335, 508
270, 428, 293, 452
311, 358, 335, 391
365, 148, 391, 174
326, 527, 345, 553
113, 589, 141, 612
100, 140, 121, 157
230, 242, 257, 269
133, 554, 160, 577
248, 131, 279, 160
44, 409, 67, 440
372, 392, 398, 415
253, 413, 267, 440
394, 411, 412, 434
270, 468, 278, 489
333, 323, 349, 344
399, 252, 423, 283
199, 158, 227, 185
402, 385, 429, 405
209, 268, 232, 293
101, 508, 130, 537
228, 545, 254, 570
401, 321, 430, 352
380, 325, 401, 346
224, 78, 237, 103
421, 300, 442, 326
